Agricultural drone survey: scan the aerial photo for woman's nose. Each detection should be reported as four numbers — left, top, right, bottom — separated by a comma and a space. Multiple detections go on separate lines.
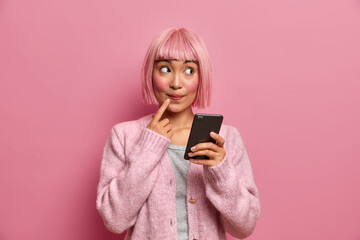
169, 73, 182, 89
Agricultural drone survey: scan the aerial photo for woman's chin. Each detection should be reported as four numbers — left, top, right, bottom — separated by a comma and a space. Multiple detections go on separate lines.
167, 104, 190, 113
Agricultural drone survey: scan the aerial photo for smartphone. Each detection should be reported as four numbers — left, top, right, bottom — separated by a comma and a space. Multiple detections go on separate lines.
184, 114, 223, 160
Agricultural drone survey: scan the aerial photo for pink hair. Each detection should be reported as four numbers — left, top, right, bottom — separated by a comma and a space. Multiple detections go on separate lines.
140, 27, 212, 108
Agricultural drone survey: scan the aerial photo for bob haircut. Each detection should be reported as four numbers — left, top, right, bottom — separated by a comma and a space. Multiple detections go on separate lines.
140, 27, 212, 108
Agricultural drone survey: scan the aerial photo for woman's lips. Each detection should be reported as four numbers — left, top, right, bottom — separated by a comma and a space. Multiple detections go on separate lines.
167, 94, 184, 100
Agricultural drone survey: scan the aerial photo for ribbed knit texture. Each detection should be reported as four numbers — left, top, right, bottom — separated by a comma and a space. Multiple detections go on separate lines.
96, 114, 261, 239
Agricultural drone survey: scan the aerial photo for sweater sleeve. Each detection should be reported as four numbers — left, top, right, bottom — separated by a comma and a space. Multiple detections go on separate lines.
96, 126, 170, 234
203, 126, 260, 239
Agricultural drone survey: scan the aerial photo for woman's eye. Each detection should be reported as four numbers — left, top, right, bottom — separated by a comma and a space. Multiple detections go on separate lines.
160, 67, 170, 73
185, 68, 193, 74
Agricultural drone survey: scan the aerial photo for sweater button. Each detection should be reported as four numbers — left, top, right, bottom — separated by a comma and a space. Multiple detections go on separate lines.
189, 197, 196, 204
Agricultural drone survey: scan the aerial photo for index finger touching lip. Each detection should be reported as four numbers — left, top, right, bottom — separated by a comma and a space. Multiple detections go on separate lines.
153, 98, 170, 122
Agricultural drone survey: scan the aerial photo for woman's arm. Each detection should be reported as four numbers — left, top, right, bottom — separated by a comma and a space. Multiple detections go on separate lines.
202, 126, 261, 239
96, 126, 170, 234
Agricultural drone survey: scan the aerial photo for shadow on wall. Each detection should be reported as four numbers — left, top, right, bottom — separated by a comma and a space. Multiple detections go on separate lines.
127, 101, 159, 122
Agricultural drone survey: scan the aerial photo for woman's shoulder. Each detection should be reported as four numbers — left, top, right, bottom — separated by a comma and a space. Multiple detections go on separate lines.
220, 123, 241, 137
220, 124, 245, 146
111, 114, 153, 135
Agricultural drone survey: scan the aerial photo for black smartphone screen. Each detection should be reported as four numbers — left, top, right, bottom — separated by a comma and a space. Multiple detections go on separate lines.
184, 114, 223, 160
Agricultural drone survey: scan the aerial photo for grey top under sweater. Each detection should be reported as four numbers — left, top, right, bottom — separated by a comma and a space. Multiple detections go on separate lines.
166, 144, 190, 240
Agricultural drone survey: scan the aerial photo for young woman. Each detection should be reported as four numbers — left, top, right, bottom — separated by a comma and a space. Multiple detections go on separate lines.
96, 27, 260, 240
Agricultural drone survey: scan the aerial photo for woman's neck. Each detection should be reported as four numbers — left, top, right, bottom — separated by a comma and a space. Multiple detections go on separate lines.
161, 107, 194, 130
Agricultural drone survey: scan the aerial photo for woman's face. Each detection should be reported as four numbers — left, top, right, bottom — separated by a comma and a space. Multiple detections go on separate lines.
152, 59, 199, 113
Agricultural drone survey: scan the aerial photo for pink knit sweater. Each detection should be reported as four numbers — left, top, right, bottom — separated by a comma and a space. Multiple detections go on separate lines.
96, 114, 260, 239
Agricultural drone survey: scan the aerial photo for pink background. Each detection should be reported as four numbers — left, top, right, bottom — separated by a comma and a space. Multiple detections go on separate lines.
1, 0, 359, 239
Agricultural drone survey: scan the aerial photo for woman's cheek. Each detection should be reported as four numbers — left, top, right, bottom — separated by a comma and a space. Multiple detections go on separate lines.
153, 76, 168, 92
185, 78, 199, 93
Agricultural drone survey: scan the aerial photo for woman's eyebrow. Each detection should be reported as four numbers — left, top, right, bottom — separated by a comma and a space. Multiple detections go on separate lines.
155, 59, 197, 64
184, 60, 198, 64
155, 59, 175, 63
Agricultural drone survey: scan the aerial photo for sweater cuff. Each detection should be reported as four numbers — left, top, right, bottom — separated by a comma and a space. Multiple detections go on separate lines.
138, 128, 170, 156
203, 153, 234, 184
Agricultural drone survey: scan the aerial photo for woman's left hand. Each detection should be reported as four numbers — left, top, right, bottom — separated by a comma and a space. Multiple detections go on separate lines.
188, 132, 226, 166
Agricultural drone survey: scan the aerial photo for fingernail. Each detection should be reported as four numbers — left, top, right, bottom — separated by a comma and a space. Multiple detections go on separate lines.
188, 152, 193, 156
166, 98, 170, 102
210, 132, 216, 136
191, 146, 196, 151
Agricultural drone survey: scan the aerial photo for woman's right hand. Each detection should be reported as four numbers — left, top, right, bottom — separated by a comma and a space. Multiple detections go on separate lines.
146, 99, 173, 139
